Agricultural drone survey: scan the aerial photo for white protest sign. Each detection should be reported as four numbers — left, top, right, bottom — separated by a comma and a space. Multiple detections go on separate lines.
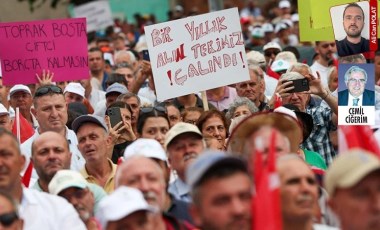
73, 0, 113, 32
144, 8, 250, 101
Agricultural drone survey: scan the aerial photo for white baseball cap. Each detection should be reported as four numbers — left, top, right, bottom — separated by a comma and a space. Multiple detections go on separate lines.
48, 170, 88, 195
251, 27, 264, 38
262, 23, 274, 33
124, 138, 168, 162
246, 50, 266, 67
164, 122, 203, 149
271, 59, 291, 72
263, 42, 282, 51
0, 103, 9, 116
96, 186, 155, 228
9, 84, 31, 97
279, 0, 291, 8
64, 82, 85, 98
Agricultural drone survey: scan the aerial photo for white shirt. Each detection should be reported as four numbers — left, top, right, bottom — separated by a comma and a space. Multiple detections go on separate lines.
20, 188, 86, 230
21, 127, 86, 180
311, 61, 329, 88
348, 94, 363, 106
88, 88, 106, 109
138, 87, 157, 105
264, 73, 278, 99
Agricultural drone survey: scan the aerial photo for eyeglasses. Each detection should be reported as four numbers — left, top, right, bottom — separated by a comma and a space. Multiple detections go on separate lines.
114, 62, 131, 70
0, 212, 19, 227
264, 50, 280, 57
348, 78, 366, 84
140, 106, 167, 114
34, 85, 63, 98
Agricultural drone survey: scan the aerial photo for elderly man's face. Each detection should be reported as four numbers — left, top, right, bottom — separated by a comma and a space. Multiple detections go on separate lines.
10, 91, 32, 111
282, 92, 309, 112
343, 6, 365, 38
116, 157, 166, 210
278, 158, 318, 222
0, 114, 13, 131
59, 187, 95, 222
77, 123, 109, 163
235, 70, 263, 104
329, 170, 380, 230
346, 71, 366, 97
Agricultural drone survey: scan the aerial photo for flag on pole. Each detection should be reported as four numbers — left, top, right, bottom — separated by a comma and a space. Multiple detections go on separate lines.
339, 125, 380, 157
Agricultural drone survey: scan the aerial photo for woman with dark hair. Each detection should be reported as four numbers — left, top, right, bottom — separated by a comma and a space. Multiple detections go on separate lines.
106, 101, 136, 163
137, 106, 170, 147
196, 109, 228, 150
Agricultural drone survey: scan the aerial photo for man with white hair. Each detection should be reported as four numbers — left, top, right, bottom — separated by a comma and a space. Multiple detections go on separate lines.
114, 50, 137, 70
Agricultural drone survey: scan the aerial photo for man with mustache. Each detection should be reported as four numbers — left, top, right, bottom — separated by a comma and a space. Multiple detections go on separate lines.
277, 155, 338, 230
336, 3, 370, 56
165, 122, 205, 202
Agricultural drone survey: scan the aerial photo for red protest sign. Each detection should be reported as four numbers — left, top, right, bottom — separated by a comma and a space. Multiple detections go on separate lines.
0, 18, 88, 86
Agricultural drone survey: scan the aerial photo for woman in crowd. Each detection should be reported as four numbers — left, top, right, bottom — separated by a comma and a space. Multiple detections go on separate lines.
197, 109, 228, 150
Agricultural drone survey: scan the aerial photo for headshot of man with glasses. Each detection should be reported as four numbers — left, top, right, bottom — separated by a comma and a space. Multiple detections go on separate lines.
338, 65, 374, 106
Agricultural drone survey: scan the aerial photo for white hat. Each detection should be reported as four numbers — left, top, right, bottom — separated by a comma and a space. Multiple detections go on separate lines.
48, 170, 88, 195
0, 103, 9, 116
96, 186, 155, 228
291, 13, 299, 22
263, 42, 282, 51
64, 82, 85, 98
246, 51, 266, 67
271, 59, 291, 72
9, 84, 31, 97
274, 22, 289, 33
279, 0, 291, 8
262, 23, 274, 33
164, 122, 203, 149
251, 27, 264, 38
124, 138, 168, 162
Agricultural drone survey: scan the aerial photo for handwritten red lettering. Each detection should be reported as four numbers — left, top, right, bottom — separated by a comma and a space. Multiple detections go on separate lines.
151, 27, 173, 47
185, 16, 227, 41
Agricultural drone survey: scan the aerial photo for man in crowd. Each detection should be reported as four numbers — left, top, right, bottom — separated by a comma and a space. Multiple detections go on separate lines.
0, 191, 24, 229
165, 122, 205, 202
325, 149, 380, 230
49, 170, 103, 230
89, 47, 108, 91
72, 114, 117, 194
338, 65, 374, 106
0, 103, 13, 131
79, 77, 106, 109
0, 128, 86, 229
187, 151, 252, 230
63, 82, 86, 104
336, 3, 370, 56
21, 85, 85, 179
310, 41, 337, 87
9, 84, 37, 128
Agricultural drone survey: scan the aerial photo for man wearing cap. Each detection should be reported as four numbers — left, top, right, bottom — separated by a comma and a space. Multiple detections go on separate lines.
123, 138, 194, 224
277, 155, 337, 230
72, 114, 117, 194
9, 84, 38, 128
235, 67, 267, 111
165, 122, 205, 202
336, 3, 370, 57
0, 103, 13, 131
64, 82, 86, 104
263, 41, 282, 65
21, 85, 86, 180
96, 186, 154, 230
311, 41, 337, 87
326, 149, 380, 230
187, 151, 252, 230
94, 82, 129, 118
0, 128, 87, 229
49, 170, 107, 230
89, 47, 108, 91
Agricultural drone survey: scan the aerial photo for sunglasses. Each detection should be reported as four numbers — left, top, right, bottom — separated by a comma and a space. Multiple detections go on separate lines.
0, 212, 19, 227
140, 106, 167, 114
34, 85, 63, 98
264, 50, 280, 57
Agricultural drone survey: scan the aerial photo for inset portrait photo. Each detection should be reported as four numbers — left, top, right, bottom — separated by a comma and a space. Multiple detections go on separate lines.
338, 64, 374, 106
330, 2, 370, 57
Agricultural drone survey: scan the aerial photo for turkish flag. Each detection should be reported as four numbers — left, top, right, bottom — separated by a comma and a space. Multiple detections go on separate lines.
339, 125, 380, 157
252, 130, 282, 230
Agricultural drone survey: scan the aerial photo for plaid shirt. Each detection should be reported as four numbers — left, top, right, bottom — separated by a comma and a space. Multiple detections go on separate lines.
301, 98, 337, 166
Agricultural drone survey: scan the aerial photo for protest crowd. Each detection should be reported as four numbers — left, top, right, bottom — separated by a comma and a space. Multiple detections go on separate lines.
1, 0, 380, 230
